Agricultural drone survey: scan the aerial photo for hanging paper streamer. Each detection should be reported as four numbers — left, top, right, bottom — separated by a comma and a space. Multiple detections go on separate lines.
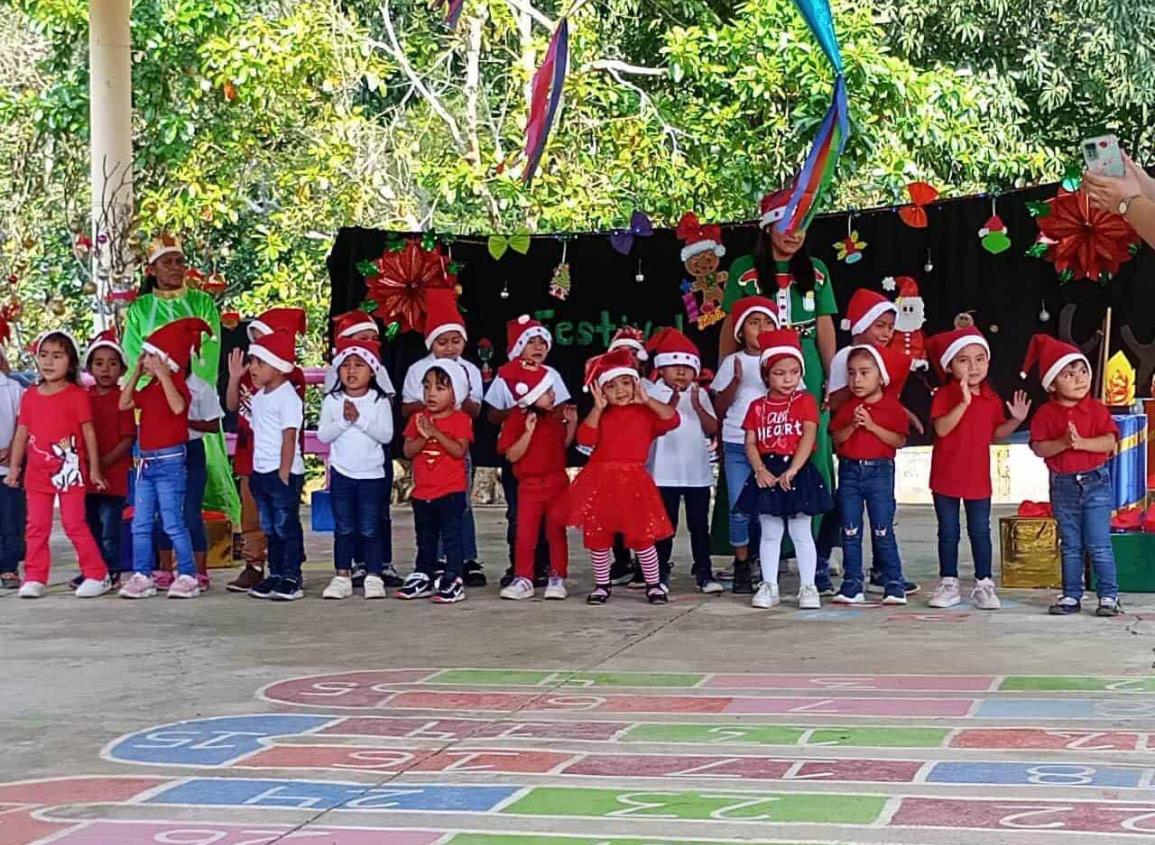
523, 18, 569, 186
610, 210, 653, 254
774, 0, 849, 234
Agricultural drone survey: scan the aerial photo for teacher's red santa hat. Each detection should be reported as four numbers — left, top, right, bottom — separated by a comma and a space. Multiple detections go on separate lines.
850, 342, 910, 388
1020, 333, 1091, 391
249, 307, 307, 341
146, 233, 183, 265
410, 356, 469, 408
759, 188, 792, 229
841, 288, 898, 336
83, 327, 125, 369
608, 325, 649, 361
248, 328, 297, 374
646, 327, 700, 374
424, 290, 467, 349
758, 329, 805, 374
142, 317, 212, 372
332, 310, 378, 340
676, 213, 726, 263
731, 296, 780, 340
498, 359, 556, 407
583, 347, 640, 391
506, 314, 552, 359
926, 326, 990, 379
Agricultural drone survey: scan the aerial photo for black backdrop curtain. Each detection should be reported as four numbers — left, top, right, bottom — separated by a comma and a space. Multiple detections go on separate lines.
326, 180, 1155, 466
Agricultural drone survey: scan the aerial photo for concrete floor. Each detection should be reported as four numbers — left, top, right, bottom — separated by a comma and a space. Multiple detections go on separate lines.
2, 504, 1155, 845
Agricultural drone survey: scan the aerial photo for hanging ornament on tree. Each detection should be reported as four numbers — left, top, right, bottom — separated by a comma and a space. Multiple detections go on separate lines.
979, 198, 1012, 255
549, 241, 571, 300
81, 280, 98, 296
635, 260, 645, 283
833, 215, 866, 264
500, 279, 510, 300
1031, 187, 1140, 283
899, 181, 939, 228
361, 238, 455, 334
1039, 301, 1051, 323
221, 311, 241, 330
924, 249, 934, 273
50, 297, 66, 317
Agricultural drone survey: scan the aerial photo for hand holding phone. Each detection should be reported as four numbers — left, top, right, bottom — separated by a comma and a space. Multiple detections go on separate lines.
1082, 135, 1126, 179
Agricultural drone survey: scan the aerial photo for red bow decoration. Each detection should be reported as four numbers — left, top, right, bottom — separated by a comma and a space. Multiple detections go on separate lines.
1033, 188, 1140, 283
675, 212, 722, 247
1016, 501, 1053, 518
363, 239, 456, 334
898, 181, 939, 229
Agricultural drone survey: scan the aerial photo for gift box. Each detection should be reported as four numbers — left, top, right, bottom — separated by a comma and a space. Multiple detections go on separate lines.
1094, 533, 1155, 593
1110, 414, 1147, 512
999, 517, 1062, 589
311, 489, 334, 533
205, 512, 234, 570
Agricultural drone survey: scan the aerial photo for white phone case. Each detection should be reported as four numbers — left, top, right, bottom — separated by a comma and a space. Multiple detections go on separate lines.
1082, 135, 1126, 178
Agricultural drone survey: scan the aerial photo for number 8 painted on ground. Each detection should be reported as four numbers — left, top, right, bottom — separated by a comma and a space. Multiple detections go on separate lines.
1025, 765, 1097, 785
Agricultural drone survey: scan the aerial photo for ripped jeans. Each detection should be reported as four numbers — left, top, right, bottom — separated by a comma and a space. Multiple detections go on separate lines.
836, 458, 905, 595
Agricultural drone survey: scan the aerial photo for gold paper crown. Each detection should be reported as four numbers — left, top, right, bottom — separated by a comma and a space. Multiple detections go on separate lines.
146, 234, 184, 265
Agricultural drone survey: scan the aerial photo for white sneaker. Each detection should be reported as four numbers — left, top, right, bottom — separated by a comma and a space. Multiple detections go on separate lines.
323, 575, 354, 600
751, 582, 780, 609
833, 591, 865, 605
167, 574, 202, 599
699, 579, 724, 594
118, 573, 157, 599
75, 577, 111, 598
544, 576, 568, 600
928, 577, 961, 608
363, 575, 386, 599
18, 581, 45, 599
971, 577, 1002, 610
797, 584, 821, 610
499, 577, 535, 600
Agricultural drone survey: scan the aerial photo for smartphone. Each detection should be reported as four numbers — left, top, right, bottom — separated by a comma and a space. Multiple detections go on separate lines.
1082, 134, 1126, 178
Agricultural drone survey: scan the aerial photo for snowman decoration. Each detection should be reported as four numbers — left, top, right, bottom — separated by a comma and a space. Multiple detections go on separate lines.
883, 276, 928, 371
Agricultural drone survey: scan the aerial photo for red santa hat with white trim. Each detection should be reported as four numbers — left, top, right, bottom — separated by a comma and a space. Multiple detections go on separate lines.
926, 326, 990, 380
331, 336, 380, 373
332, 310, 378, 340
850, 342, 911, 388
583, 347, 640, 392
249, 307, 307, 341
424, 290, 467, 349
410, 356, 469, 407
142, 317, 212, 373
841, 288, 898, 336
506, 314, 552, 359
30, 330, 81, 359
730, 296, 780, 340
758, 329, 805, 375
646, 327, 700, 374
608, 325, 648, 361
759, 188, 792, 229
82, 327, 124, 368
498, 359, 556, 407
248, 328, 297, 374
1020, 333, 1091, 391
676, 213, 726, 263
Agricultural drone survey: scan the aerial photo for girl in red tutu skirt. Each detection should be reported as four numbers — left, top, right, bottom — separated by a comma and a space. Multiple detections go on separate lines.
568, 348, 679, 605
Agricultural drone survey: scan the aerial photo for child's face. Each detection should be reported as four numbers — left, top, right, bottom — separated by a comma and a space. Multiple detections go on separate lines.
521, 336, 549, 365
661, 364, 696, 391
1051, 360, 1091, 401
765, 356, 802, 395
37, 341, 70, 382
532, 386, 556, 411
350, 328, 379, 342
248, 357, 278, 387
603, 374, 637, 406
89, 348, 124, 388
432, 331, 465, 360
861, 312, 896, 346
948, 343, 989, 387
740, 313, 774, 350
847, 352, 883, 398
339, 354, 372, 394
422, 371, 454, 413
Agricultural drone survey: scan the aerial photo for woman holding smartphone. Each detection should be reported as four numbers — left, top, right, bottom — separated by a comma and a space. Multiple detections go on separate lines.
1084, 149, 1155, 249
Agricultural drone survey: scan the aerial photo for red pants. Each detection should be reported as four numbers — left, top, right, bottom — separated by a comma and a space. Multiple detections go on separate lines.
24, 487, 107, 584
515, 473, 569, 580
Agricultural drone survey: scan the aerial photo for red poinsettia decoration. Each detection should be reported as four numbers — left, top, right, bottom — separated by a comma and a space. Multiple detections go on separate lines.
1034, 188, 1140, 282
362, 239, 456, 334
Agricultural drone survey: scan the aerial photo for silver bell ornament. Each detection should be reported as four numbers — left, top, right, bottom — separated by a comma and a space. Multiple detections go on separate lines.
923, 249, 934, 273
635, 260, 645, 283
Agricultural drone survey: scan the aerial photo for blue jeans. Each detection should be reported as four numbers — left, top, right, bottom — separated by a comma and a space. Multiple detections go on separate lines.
86, 493, 126, 573
354, 446, 394, 567
0, 481, 25, 571
331, 469, 384, 574
250, 471, 305, 582
723, 440, 760, 551
933, 494, 992, 580
1051, 465, 1118, 600
439, 453, 477, 561
837, 459, 904, 594
133, 446, 195, 577
414, 492, 465, 581
157, 438, 208, 554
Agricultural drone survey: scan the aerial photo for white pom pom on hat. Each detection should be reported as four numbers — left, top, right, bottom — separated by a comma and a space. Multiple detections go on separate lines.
515, 382, 529, 396
517, 314, 530, 325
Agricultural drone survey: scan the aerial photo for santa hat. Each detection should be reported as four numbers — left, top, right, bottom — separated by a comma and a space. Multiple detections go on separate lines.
608, 325, 649, 361
979, 216, 1006, 237
142, 317, 212, 372
248, 328, 297, 374
646, 327, 700, 374
249, 307, 307, 341
731, 296, 780, 340
410, 356, 469, 408
850, 343, 910, 388
1020, 333, 1091, 391
330, 336, 381, 373
759, 188, 792, 228
676, 213, 726, 263
498, 359, 556, 407
896, 276, 920, 298
424, 290, 467, 349
146, 234, 183, 265
332, 310, 378, 340
30, 330, 81, 359
841, 288, 897, 336
758, 329, 805, 374
83, 327, 124, 369
506, 314, 552, 359
926, 327, 990, 378
584, 347, 640, 391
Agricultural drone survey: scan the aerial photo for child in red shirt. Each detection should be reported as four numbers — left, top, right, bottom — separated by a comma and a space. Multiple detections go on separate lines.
1023, 334, 1121, 617
830, 344, 911, 605
400, 358, 474, 604
925, 327, 1030, 611
735, 329, 833, 610
81, 330, 136, 590
567, 348, 679, 605
7, 332, 108, 598
496, 360, 577, 601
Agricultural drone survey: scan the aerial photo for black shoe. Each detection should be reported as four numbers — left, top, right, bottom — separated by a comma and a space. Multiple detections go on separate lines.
533, 574, 549, 588
271, 578, 304, 601
814, 564, 835, 597
381, 564, 404, 588
108, 571, 122, 591
499, 564, 515, 588
646, 583, 668, 604
395, 572, 434, 600
587, 584, 611, 604
731, 560, 754, 594
1049, 596, 1082, 615
1095, 597, 1123, 617
464, 560, 487, 587
609, 555, 635, 586
1, 572, 21, 590
432, 577, 465, 604
70, 573, 84, 590
351, 564, 367, 588
249, 576, 280, 599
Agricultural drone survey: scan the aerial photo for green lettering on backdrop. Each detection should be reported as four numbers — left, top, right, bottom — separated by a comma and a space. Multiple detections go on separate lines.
539, 311, 685, 348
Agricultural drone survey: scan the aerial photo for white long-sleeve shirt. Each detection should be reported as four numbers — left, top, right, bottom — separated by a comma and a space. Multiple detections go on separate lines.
318, 391, 394, 479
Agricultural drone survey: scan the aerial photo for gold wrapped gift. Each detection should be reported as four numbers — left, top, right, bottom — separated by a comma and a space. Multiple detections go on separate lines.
1000, 517, 1062, 589
206, 517, 235, 569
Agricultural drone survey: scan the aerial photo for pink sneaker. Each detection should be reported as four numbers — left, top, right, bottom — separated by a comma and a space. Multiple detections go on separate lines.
151, 570, 174, 590
196, 573, 211, 592
118, 573, 157, 599
168, 574, 202, 599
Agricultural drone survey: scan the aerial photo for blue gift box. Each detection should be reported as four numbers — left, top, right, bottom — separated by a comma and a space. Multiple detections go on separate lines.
1109, 414, 1147, 513
311, 489, 334, 533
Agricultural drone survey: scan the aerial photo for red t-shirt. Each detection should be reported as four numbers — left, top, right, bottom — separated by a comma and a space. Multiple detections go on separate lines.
1029, 395, 1119, 474
88, 387, 136, 497
831, 394, 909, 460
576, 404, 679, 463
17, 383, 93, 494
930, 381, 1005, 499
136, 374, 192, 452
236, 368, 307, 476
404, 410, 473, 501
497, 408, 568, 479
742, 391, 819, 457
